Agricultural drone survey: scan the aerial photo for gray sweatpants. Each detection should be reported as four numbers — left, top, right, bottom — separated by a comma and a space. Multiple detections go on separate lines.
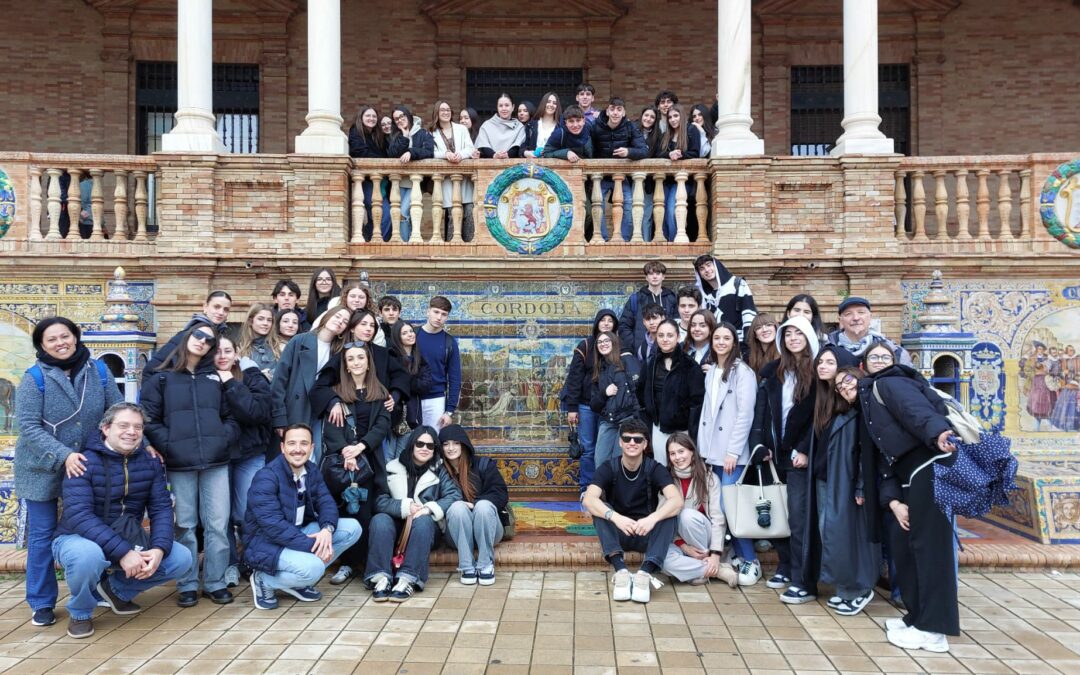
662, 509, 719, 582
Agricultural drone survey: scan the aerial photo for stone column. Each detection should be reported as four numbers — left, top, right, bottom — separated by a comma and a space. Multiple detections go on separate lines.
831, 0, 894, 155
161, 0, 225, 153
712, 0, 764, 157
294, 0, 348, 154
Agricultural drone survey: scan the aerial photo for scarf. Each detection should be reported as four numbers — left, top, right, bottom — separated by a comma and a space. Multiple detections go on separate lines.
36, 342, 92, 381
475, 115, 525, 153
672, 464, 693, 479
835, 331, 877, 357
405, 454, 436, 499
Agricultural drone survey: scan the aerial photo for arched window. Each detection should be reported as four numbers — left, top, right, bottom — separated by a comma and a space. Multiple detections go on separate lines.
100, 353, 128, 399
932, 355, 961, 399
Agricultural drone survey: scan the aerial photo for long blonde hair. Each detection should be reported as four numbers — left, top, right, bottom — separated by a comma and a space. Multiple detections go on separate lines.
237, 303, 284, 359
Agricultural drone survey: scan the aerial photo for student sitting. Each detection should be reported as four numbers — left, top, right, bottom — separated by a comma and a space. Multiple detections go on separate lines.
245, 424, 362, 610
440, 424, 509, 586
541, 105, 593, 163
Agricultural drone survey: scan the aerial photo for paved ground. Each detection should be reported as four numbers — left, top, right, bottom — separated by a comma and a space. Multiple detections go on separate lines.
1, 570, 1079, 674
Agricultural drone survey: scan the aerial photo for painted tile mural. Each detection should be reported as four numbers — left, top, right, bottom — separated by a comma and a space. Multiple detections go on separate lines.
368, 280, 637, 493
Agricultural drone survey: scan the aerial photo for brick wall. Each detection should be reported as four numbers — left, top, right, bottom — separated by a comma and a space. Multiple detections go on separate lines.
0, 1, 1076, 156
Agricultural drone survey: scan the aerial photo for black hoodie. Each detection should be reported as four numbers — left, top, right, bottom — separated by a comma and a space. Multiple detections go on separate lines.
559, 309, 620, 413
438, 424, 509, 510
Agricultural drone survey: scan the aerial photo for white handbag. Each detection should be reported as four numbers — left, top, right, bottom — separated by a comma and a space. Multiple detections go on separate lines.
871, 381, 982, 444
720, 459, 791, 539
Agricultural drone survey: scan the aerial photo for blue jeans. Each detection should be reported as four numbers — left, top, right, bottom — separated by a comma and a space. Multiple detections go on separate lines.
576, 406, 600, 494
713, 464, 756, 563
595, 420, 621, 470
228, 455, 265, 566
170, 465, 230, 593
24, 499, 59, 611
365, 512, 437, 589
445, 500, 503, 572
360, 179, 375, 241
259, 519, 361, 591
661, 181, 696, 242
380, 186, 412, 241
599, 179, 654, 242
52, 534, 193, 620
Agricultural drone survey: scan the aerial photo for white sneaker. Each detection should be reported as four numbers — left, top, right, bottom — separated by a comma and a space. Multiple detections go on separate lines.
612, 569, 632, 602
631, 570, 661, 604
885, 617, 908, 631
887, 626, 949, 653
736, 559, 761, 586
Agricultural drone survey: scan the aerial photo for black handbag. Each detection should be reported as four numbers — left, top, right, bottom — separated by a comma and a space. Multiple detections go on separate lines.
320, 409, 374, 498
568, 429, 583, 460
101, 457, 151, 552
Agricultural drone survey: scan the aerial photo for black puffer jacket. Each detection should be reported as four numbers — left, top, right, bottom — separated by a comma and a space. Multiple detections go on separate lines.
637, 348, 705, 434
858, 364, 951, 468
387, 120, 435, 161
589, 352, 642, 423
221, 359, 274, 462
141, 356, 240, 472
560, 309, 619, 414
348, 125, 387, 158
747, 359, 816, 472
591, 112, 649, 160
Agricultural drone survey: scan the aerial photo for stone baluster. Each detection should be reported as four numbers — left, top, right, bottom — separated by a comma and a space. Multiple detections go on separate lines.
611, 175, 624, 241
431, 175, 445, 244
133, 171, 149, 241
674, 172, 690, 243
652, 172, 666, 241
590, 174, 604, 241
1019, 169, 1032, 238
997, 169, 1012, 238
955, 170, 971, 240
932, 170, 948, 238
113, 170, 129, 240
894, 171, 907, 238
911, 171, 926, 240
46, 169, 63, 240
974, 169, 990, 240
695, 173, 709, 242
350, 171, 366, 244
67, 169, 83, 239
387, 174, 401, 242
90, 169, 105, 240
408, 174, 423, 243
29, 168, 44, 240
630, 173, 645, 243
449, 174, 463, 242
370, 173, 383, 238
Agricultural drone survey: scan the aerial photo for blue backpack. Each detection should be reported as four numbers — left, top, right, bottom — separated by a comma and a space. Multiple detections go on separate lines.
26, 359, 111, 393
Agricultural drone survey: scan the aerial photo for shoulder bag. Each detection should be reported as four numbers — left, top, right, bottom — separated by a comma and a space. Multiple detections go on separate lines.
320, 408, 374, 498
720, 459, 790, 539
871, 380, 982, 444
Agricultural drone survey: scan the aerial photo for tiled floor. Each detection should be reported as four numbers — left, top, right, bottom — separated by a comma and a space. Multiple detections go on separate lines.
1, 570, 1080, 674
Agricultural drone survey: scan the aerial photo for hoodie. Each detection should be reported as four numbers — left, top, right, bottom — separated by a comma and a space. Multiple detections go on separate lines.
475, 115, 526, 158
693, 257, 757, 343
560, 309, 620, 413
387, 116, 435, 161
438, 424, 509, 510
374, 427, 462, 525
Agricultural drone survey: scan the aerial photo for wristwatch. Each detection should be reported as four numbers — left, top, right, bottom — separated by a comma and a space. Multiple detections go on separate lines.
323, 524, 335, 534
604, 509, 614, 521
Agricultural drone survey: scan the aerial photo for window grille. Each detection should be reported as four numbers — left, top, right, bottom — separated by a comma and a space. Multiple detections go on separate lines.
466, 68, 584, 121
790, 64, 910, 156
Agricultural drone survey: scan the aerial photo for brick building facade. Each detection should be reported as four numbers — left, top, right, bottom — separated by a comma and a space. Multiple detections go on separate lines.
2, 0, 1077, 157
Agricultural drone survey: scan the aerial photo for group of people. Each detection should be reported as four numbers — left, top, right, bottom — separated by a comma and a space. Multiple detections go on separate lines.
349, 84, 716, 243
16, 257, 965, 654
14, 267, 506, 640
564, 256, 962, 653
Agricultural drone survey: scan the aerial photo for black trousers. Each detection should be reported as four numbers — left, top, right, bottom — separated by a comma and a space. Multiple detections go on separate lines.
890, 467, 960, 636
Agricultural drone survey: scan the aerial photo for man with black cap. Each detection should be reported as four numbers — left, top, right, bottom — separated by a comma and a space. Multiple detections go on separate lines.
827, 297, 912, 366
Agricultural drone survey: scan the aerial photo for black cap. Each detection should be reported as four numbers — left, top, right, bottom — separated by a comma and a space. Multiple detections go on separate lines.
837, 296, 871, 314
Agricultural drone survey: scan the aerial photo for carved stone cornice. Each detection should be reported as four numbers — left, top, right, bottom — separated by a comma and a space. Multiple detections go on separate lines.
421, 0, 626, 20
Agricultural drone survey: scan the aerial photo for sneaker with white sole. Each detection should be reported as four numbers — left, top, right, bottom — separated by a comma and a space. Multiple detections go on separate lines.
477, 566, 495, 587
250, 571, 278, 611
330, 566, 353, 586
835, 590, 874, 616
885, 617, 909, 631
827, 595, 843, 609
737, 560, 762, 587
779, 586, 816, 604
766, 573, 790, 589
611, 569, 632, 602
224, 564, 241, 588
887, 626, 949, 653
459, 569, 478, 585
371, 576, 391, 602
389, 578, 414, 603
631, 570, 662, 603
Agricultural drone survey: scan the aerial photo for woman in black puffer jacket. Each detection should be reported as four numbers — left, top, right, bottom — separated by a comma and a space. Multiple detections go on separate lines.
589, 331, 641, 470
637, 319, 705, 466
142, 326, 240, 607
213, 334, 273, 586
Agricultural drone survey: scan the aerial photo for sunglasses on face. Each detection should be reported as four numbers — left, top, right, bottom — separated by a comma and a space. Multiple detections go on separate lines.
414, 441, 436, 450
192, 330, 215, 344
620, 435, 646, 445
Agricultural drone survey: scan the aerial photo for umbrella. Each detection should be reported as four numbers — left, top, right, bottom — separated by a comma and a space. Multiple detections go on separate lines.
933, 433, 1018, 522
341, 484, 368, 515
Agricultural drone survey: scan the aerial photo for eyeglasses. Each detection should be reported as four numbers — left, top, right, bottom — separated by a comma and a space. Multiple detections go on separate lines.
620, 435, 646, 445
835, 376, 858, 392
414, 441, 436, 450
392, 114, 407, 121
596, 339, 612, 346
866, 353, 894, 363
191, 330, 215, 343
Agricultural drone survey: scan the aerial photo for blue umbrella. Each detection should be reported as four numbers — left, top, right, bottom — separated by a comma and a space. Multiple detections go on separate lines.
933, 433, 1018, 522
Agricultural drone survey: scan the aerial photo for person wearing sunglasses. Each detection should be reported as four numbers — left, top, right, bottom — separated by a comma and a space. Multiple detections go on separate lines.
143, 290, 232, 382
141, 326, 240, 609
857, 341, 960, 653
582, 417, 683, 604
365, 426, 462, 603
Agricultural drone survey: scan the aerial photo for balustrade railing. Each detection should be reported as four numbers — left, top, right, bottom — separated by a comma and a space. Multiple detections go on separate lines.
26, 155, 159, 242
894, 157, 1033, 243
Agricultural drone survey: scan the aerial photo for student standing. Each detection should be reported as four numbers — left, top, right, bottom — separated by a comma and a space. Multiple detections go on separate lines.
523, 92, 561, 156
618, 261, 677, 358
638, 320, 705, 466
237, 303, 284, 380
592, 96, 650, 241
144, 291, 232, 379
305, 268, 340, 321
386, 106, 435, 242
654, 104, 701, 242
541, 105, 593, 163
747, 313, 780, 375
588, 331, 641, 474
348, 104, 388, 241
415, 296, 461, 430
430, 100, 478, 241
476, 93, 525, 159
683, 309, 716, 366
693, 255, 758, 346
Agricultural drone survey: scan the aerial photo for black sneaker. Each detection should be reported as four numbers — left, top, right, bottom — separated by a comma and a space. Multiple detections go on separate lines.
203, 588, 234, 605
67, 617, 94, 639
279, 586, 322, 602
371, 576, 391, 602
389, 578, 414, 603
765, 574, 791, 589
96, 577, 142, 615
31, 608, 56, 627
176, 590, 199, 608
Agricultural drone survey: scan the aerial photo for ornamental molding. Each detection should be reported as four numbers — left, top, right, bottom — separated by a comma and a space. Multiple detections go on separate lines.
421, 0, 626, 20
754, 0, 961, 15
85, 0, 303, 15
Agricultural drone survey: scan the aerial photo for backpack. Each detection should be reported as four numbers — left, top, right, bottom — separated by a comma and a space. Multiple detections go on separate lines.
27, 359, 111, 393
